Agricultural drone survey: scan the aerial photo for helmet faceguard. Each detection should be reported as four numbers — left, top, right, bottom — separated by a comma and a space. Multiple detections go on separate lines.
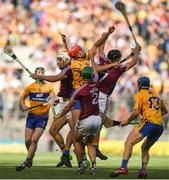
68, 45, 85, 58
56, 52, 71, 62
35, 67, 45, 74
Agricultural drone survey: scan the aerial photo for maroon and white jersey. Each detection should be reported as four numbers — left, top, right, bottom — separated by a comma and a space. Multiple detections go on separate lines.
97, 64, 127, 95
71, 82, 99, 120
99, 55, 110, 65
57, 65, 73, 98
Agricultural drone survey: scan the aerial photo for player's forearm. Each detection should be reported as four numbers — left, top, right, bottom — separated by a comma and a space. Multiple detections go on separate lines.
127, 110, 140, 123
96, 63, 117, 72
91, 56, 98, 74
93, 32, 110, 50
34, 75, 62, 82
57, 100, 75, 119
19, 97, 26, 109
62, 41, 69, 52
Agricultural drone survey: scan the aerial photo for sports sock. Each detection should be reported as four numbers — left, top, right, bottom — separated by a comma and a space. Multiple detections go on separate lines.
92, 161, 96, 169
63, 149, 69, 156
120, 159, 128, 168
94, 144, 99, 151
78, 161, 83, 168
141, 162, 147, 170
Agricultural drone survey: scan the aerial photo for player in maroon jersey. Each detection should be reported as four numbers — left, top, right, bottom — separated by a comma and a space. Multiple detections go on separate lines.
54, 66, 102, 175
31, 51, 73, 167
91, 41, 141, 159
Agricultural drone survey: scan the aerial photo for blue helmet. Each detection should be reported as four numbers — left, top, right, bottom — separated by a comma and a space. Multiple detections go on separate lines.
138, 76, 150, 89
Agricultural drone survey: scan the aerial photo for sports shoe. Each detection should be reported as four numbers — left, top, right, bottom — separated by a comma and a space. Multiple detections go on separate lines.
96, 149, 108, 160
56, 160, 64, 167
137, 168, 147, 178
90, 167, 96, 175
15, 161, 32, 171
82, 159, 90, 169
77, 167, 86, 174
61, 154, 72, 168
110, 167, 128, 177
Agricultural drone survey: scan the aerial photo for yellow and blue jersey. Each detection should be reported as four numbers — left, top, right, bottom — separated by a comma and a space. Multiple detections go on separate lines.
21, 82, 55, 115
134, 89, 165, 131
70, 52, 90, 89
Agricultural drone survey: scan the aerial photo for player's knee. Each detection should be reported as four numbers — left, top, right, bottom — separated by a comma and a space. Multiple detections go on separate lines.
25, 139, 31, 145
125, 140, 134, 146
141, 144, 149, 153
31, 138, 39, 145
49, 127, 55, 136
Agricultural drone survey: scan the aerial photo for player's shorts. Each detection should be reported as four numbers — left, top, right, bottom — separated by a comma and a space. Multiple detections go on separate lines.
26, 113, 48, 129
76, 115, 102, 137
54, 97, 71, 119
99, 91, 109, 116
72, 100, 81, 110
137, 122, 164, 141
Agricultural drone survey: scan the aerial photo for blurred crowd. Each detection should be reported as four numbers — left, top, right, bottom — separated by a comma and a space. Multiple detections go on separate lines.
0, 0, 168, 128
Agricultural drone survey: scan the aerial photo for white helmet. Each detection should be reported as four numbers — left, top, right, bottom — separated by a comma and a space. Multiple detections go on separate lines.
56, 52, 71, 62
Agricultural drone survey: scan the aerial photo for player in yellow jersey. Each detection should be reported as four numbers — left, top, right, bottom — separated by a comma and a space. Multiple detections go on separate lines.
110, 76, 168, 178
16, 67, 55, 171
59, 26, 117, 165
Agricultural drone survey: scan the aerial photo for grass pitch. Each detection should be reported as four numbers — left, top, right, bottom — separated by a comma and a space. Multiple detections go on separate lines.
0, 152, 169, 179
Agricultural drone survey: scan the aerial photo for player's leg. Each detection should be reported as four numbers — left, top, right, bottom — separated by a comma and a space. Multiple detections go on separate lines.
56, 118, 73, 168
25, 128, 34, 151
59, 112, 78, 168
16, 114, 36, 171
86, 136, 96, 174
94, 92, 109, 160
138, 124, 163, 178
137, 138, 155, 178
49, 116, 67, 152
86, 116, 102, 174
27, 127, 44, 160
110, 128, 144, 177
74, 131, 83, 164
60, 102, 81, 167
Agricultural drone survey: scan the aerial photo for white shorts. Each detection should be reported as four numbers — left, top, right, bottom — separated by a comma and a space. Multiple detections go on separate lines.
53, 98, 71, 119
99, 91, 109, 117
76, 115, 102, 137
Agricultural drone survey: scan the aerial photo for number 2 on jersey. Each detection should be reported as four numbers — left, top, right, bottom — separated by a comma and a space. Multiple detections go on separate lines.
92, 93, 99, 105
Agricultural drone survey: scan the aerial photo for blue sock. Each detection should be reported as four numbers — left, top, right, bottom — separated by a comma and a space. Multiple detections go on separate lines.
120, 159, 128, 168
63, 150, 69, 156
141, 162, 146, 170
94, 145, 99, 150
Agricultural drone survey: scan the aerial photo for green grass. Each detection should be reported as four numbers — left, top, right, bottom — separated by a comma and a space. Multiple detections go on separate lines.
0, 152, 169, 179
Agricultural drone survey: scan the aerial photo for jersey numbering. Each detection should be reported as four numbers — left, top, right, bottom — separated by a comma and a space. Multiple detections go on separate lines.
148, 96, 160, 110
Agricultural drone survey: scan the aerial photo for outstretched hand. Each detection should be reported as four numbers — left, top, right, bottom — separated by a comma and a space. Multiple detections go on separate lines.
120, 119, 129, 127
59, 32, 66, 42
108, 26, 115, 34
30, 73, 39, 80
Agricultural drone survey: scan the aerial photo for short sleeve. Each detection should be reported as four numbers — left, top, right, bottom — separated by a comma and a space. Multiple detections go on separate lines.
134, 93, 142, 110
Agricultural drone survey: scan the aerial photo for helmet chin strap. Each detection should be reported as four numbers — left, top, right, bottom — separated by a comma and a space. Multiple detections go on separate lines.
36, 79, 44, 84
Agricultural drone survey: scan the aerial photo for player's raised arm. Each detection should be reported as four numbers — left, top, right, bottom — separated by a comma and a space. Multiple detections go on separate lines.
98, 31, 111, 59
125, 43, 141, 71
59, 32, 69, 52
88, 26, 115, 59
